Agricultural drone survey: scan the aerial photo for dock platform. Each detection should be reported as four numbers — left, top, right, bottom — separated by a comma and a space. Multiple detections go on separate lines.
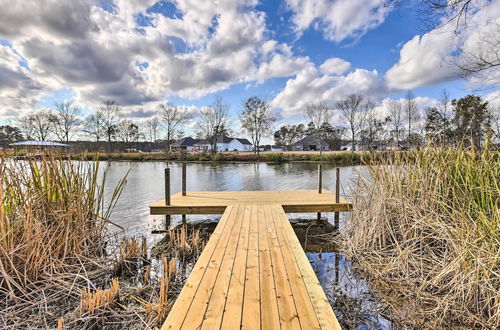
150, 189, 352, 215
150, 188, 350, 329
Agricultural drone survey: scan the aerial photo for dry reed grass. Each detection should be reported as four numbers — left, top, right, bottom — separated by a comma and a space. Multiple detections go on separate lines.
344, 146, 499, 328
152, 224, 207, 260
0, 154, 184, 329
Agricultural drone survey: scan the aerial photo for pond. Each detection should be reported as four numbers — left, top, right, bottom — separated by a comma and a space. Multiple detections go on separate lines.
102, 161, 393, 329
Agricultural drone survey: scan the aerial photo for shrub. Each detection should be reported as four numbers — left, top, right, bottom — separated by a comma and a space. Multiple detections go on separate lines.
265, 153, 284, 163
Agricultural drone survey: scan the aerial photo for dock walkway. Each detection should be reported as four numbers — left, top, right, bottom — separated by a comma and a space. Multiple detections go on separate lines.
150, 190, 351, 329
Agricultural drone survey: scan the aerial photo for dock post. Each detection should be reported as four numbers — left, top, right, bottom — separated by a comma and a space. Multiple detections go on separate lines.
165, 168, 171, 229
334, 167, 340, 231
182, 163, 186, 196
182, 163, 187, 225
317, 164, 322, 221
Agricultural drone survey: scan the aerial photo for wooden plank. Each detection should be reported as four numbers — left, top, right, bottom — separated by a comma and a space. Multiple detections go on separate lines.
241, 205, 261, 329
258, 205, 281, 329
275, 205, 342, 330
158, 191, 346, 329
264, 204, 301, 330
181, 205, 244, 329
161, 205, 235, 330
219, 204, 252, 329
270, 205, 322, 329
150, 189, 352, 215
200, 204, 245, 329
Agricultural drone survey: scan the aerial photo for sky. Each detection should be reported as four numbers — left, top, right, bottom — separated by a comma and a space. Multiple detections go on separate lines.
0, 0, 498, 140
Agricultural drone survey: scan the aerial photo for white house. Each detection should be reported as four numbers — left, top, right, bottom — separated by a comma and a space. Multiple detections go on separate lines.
193, 135, 253, 152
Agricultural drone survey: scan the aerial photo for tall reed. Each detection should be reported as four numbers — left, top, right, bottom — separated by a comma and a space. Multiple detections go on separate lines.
0, 154, 126, 313
344, 147, 499, 328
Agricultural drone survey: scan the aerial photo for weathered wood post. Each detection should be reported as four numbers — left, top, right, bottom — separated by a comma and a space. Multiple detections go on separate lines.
317, 164, 322, 221
165, 168, 171, 229
182, 163, 187, 225
334, 167, 340, 231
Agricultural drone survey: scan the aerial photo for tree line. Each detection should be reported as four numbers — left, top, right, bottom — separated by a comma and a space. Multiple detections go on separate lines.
1, 92, 497, 153
273, 91, 498, 152
1, 96, 275, 155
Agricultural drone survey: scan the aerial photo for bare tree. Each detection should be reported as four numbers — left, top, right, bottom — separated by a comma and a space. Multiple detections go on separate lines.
437, 89, 453, 145
360, 101, 383, 151
99, 101, 120, 152
196, 96, 230, 154
387, 99, 404, 146
115, 120, 141, 144
82, 113, 106, 142
159, 103, 189, 152
241, 96, 275, 155
490, 105, 500, 144
145, 117, 160, 142
336, 94, 369, 151
304, 102, 330, 155
17, 109, 55, 141
404, 90, 419, 145
52, 101, 81, 143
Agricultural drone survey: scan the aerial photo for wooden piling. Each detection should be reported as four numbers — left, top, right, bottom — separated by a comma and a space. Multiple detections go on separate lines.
182, 163, 187, 225
317, 164, 322, 221
165, 168, 171, 229
334, 168, 340, 230
182, 163, 186, 196
318, 164, 322, 194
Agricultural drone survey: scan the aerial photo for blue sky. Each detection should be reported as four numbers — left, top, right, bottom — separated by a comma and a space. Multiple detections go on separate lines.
0, 0, 498, 136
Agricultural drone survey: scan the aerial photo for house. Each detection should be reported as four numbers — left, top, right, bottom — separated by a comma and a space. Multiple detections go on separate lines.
292, 136, 329, 151
170, 137, 198, 152
271, 145, 284, 152
193, 135, 253, 152
340, 142, 360, 151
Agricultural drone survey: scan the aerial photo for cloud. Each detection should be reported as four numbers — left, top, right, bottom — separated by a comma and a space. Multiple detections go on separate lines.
0, 44, 45, 117
319, 57, 351, 75
385, 31, 459, 90
386, 0, 500, 90
285, 0, 392, 42
271, 64, 388, 116
0, 0, 310, 116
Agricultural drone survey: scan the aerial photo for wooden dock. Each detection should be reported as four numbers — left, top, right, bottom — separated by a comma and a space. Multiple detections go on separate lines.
150, 190, 352, 215
150, 188, 350, 329
149, 166, 350, 329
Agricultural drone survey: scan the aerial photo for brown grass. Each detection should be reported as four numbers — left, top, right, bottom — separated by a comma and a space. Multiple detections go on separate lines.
0, 154, 185, 329
344, 147, 500, 328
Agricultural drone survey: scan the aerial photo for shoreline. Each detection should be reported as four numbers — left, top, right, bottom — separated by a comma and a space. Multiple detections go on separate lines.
10, 150, 399, 166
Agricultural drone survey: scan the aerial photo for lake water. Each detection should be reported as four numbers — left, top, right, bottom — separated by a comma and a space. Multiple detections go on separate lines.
102, 161, 392, 329
102, 161, 368, 234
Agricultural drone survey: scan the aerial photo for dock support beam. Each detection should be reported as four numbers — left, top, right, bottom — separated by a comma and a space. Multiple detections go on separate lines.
165, 168, 171, 229
334, 168, 340, 231
182, 163, 187, 225
317, 164, 322, 221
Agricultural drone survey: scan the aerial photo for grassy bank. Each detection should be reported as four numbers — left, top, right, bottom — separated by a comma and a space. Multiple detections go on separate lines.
0, 155, 204, 328
49, 150, 397, 166
344, 147, 499, 328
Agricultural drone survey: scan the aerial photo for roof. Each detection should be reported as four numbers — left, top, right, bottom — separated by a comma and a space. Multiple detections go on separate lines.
171, 137, 198, 146
236, 138, 252, 145
292, 136, 328, 146
9, 140, 69, 147
194, 136, 252, 145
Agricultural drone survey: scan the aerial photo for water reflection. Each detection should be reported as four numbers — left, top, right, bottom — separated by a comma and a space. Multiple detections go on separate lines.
308, 252, 393, 329
101, 161, 368, 235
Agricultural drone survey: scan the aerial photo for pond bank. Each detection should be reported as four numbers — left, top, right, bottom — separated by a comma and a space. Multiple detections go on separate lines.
30, 150, 398, 166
